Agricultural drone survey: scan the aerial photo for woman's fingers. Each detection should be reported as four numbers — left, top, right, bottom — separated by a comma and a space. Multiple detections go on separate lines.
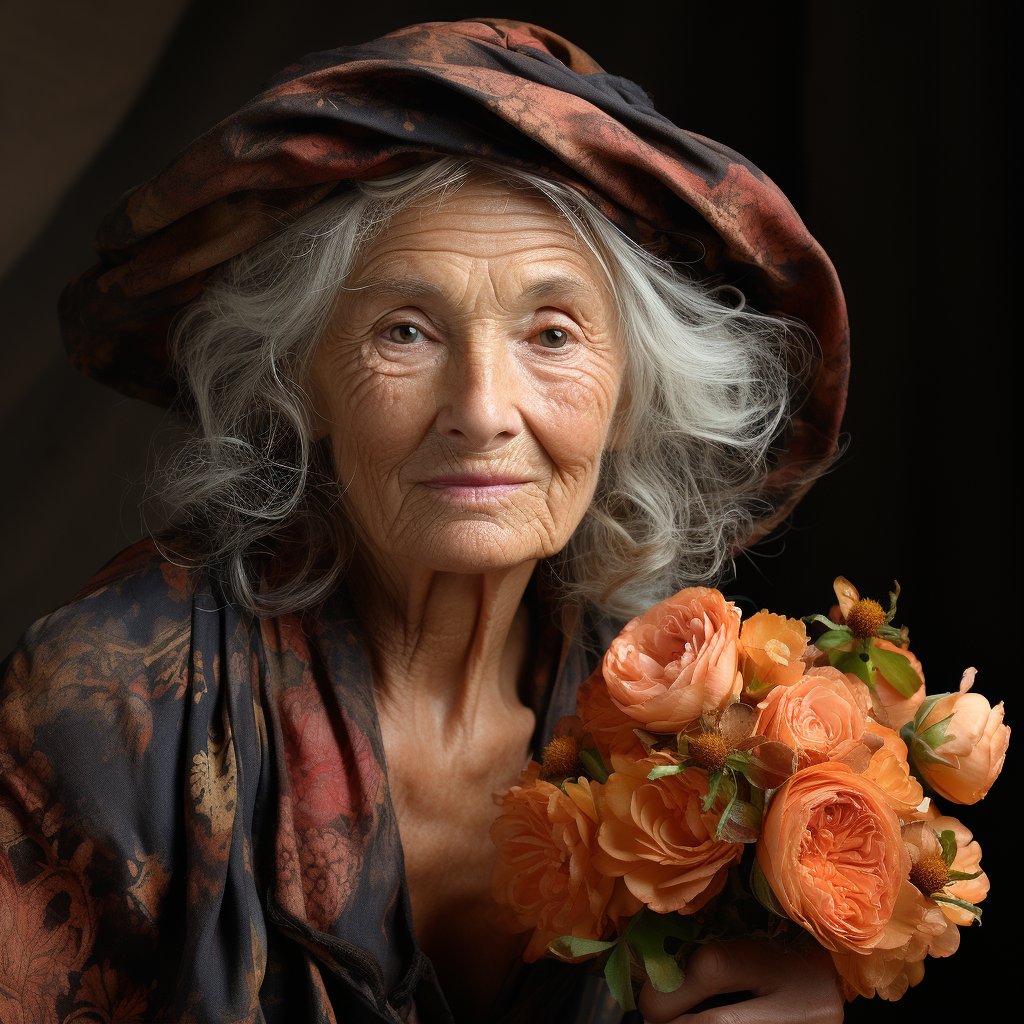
644, 990, 843, 1024
638, 942, 771, 1021
637, 941, 844, 1024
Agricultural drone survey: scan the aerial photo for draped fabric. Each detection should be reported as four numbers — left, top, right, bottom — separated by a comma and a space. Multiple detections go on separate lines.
57, 17, 848, 542
0, 538, 628, 1023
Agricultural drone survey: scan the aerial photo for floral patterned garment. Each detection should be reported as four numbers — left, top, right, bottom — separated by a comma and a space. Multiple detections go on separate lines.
0, 538, 630, 1023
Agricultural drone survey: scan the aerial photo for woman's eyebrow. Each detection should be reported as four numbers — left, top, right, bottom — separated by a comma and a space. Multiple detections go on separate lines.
519, 274, 598, 304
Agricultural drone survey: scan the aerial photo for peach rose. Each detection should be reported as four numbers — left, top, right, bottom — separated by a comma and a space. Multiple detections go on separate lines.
902, 815, 989, 928
490, 764, 639, 960
739, 610, 808, 693
602, 588, 742, 732
757, 763, 907, 956
912, 668, 1009, 804
861, 720, 924, 820
755, 666, 869, 768
574, 668, 646, 761
592, 754, 743, 914
756, 762, 957, 1001
872, 639, 925, 729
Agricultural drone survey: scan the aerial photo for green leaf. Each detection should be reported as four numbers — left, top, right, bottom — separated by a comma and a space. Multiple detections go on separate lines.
876, 624, 905, 643
830, 648, 875, 687
648, 764, 686, 780
802, 613, 843, 631
930, 893, 982, 924
750, 858, 788, 917
937, 829, 958, 867
547, 934, 617, 961
909, 740, 958, 769
745, 672, 771, 694
814, 627, 856, 650
703, 768, 726, 812
627, 912, 692, 993
918, 714, 954, 750
911, 692, 953, 733
867, 642, 923, 698
603, 935, 636, 1011
948, 869, 983, 881
579, 748, 609, 784
715, 777, 739, 840
885, 583, 900, 625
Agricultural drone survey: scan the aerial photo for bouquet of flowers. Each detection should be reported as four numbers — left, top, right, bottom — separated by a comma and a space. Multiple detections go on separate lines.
489, 578, 1009, 1008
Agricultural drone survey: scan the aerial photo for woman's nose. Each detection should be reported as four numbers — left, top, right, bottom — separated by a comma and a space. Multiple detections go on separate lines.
434, 340, 524, 449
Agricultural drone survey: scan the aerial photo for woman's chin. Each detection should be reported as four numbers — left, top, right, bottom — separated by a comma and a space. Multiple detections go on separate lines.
402, 519, 559, 575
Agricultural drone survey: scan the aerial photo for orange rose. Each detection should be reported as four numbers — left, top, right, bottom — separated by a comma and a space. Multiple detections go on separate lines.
861, 720, 924, 820
592, 754, 743, 914
756, 762, 957, 1000
602, 588, 742, 732
911, 668, 1009, 804
757, 763, 907, 956
738, 610, 808, 693
755, 666, 869, 768
574, 668, 646, 761
490, 763, 638, 961
872, 639, 925, 729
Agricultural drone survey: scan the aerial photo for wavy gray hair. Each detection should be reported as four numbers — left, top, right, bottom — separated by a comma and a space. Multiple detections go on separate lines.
152, 157, 809, 619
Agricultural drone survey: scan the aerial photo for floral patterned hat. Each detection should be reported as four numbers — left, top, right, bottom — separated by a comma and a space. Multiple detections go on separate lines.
58, 17, 849, 540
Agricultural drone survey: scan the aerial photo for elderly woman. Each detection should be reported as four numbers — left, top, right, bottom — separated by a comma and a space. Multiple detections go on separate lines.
1, 18, 849, 1024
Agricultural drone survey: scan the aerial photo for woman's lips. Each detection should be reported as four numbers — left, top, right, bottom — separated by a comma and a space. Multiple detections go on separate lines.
421, 474, 530, 501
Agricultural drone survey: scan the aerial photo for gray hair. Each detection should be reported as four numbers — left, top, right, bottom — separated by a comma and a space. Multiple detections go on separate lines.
152, 157, 810, 620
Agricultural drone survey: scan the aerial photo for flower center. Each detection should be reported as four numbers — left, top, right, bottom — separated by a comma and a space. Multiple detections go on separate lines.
688, 732, 730, 772
541, 735, 583, 778
846, 599, 886, 639
909, 854, 950, 895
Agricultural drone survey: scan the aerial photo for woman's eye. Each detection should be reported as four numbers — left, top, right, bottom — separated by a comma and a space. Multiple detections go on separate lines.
536, 327, 570, 349
387, 324, 422, 344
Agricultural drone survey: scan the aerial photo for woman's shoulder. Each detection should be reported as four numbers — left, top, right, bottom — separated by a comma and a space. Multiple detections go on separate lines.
2, 536, 204, 727
0, 535, 206, 814
25, 532, 199, 639
0, 536, 272, 1021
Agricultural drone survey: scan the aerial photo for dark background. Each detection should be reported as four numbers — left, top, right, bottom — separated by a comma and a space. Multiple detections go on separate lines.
0, 1, 1012, 1017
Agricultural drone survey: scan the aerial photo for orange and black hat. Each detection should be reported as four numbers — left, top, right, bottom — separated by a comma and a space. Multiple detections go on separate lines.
59, 17, 848, 539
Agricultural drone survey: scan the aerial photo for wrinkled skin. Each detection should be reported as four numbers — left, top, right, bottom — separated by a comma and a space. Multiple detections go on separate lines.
309, 178, 625, 580
308, 174, 844, 1023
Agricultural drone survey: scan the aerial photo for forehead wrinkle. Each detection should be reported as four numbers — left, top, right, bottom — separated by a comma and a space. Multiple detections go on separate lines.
345, 264, 610, 324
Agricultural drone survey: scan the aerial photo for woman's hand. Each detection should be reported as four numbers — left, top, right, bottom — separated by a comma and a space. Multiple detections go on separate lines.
638, 940, 845, 1024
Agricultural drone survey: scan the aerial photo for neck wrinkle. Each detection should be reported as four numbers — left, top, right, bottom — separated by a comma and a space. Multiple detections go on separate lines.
352, 555, 539, 738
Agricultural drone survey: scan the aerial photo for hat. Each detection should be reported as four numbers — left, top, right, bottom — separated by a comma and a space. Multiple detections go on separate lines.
59, 17, 848, 537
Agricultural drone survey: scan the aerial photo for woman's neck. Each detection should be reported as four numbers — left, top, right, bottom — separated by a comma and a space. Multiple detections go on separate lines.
351, 552, 539, 739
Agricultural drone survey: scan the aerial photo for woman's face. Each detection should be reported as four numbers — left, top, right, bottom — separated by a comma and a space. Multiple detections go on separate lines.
309, 177, 625, 577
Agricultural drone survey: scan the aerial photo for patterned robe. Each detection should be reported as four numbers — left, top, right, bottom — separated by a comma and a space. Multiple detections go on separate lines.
0, 538, 630, 1023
